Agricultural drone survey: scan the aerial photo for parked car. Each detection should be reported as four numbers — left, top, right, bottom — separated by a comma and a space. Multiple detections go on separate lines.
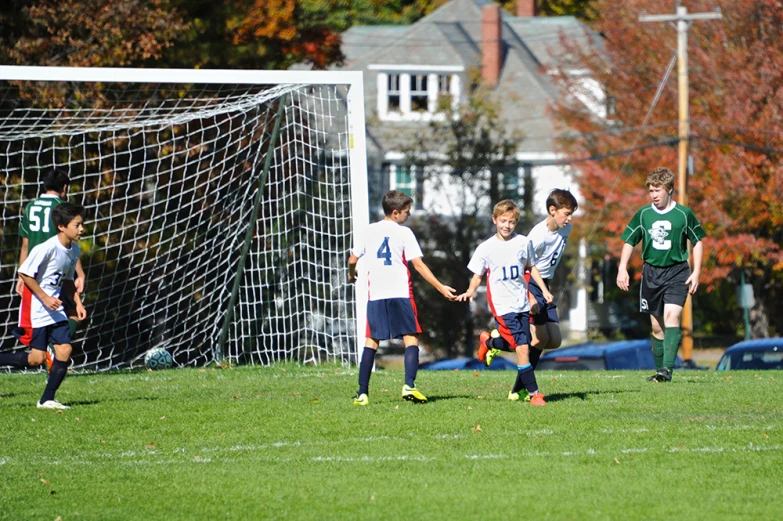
716, 338, 783, 370
536, 339, 685, 371
420, 356, 518, 371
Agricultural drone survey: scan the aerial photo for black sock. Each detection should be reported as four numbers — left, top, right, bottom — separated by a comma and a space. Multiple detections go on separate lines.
490, 337, 514, 352
404, 345, 419, 388
529, 347, 543, 370
40, 359, 69, 404
512, 364, 538, 395
0, 351, 31, 369
357, 348, 376, 395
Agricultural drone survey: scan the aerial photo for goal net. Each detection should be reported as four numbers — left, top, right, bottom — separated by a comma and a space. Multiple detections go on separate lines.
0, 66, 368, 371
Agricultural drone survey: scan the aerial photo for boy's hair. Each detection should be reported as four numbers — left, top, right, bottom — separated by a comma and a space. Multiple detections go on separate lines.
646, 167, 675, 192
546, 189, 578, 212
492, 199, 520, 221
52, 202, 84, 229
42, 169, 71, 193
382, 190, 413, 215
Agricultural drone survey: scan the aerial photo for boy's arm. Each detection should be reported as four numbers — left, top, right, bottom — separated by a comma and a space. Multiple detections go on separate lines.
456, 274, 483, 302
19, 273, 62, 311
409, 257, 456, 300
63, 279, 88, 320
74, 258, 85, 294
616, 243, 634, 291
347, 254, 360, 283
15, 238, 29, 295
685, 241, 703, 294
529, 266, 553, 303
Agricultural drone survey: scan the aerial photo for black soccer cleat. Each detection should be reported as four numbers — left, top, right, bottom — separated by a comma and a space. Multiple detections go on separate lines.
648, 368, 672, 382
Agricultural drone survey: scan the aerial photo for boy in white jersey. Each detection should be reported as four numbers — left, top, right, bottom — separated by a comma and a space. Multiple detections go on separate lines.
457, 200, 553, 406
348, 190, 456, 405
0, 202, 87, 409
525, 189, 578, 370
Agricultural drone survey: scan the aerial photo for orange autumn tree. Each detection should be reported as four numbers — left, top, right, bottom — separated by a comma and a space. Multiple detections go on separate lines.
551, 0, 783, 336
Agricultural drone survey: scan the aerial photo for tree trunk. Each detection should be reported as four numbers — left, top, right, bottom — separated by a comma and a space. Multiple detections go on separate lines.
749, 283, 769, 338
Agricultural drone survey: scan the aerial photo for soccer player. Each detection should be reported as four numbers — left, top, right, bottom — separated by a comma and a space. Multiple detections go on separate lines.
348, 190, 456, 406
16, 170, 86, 370
526, 189, 578, 370
616, 167, 705, 382
0, 202, 87, 409
456, 200, 553, 406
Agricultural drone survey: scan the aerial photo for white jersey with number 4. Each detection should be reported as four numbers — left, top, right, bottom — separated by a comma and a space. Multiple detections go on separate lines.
467, 234, 536, 316
352, 220, 423, 301
528, 220, 571, 279
18, 235, 80, 328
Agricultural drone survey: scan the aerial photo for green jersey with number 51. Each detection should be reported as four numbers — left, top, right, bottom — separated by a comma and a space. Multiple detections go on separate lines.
620, 203, 706, 268
19, 194, 64, 250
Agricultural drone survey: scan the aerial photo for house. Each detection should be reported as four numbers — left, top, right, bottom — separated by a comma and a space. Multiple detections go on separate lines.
334, 0, 603, 217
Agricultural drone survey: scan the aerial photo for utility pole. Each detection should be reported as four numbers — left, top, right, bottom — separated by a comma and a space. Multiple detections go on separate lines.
640, 4, 721, 364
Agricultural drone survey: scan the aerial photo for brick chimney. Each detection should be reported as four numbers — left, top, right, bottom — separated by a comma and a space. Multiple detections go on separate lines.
481, 4, 501, 87
517, 0, 537, 17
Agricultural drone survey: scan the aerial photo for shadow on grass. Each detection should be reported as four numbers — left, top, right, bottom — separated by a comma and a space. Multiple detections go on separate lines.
423, 394, 476, 403
545, 389, 640, 403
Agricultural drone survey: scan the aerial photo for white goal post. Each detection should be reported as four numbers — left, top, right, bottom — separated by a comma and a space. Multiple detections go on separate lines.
0, 65, 369, 370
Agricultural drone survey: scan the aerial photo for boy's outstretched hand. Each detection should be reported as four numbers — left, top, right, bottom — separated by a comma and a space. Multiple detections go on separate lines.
439, 285, 457, 301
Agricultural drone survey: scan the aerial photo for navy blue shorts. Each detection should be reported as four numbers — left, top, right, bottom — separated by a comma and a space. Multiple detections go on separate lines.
13, 321, 71, 351
366, 298, 421, 340
528, 278, 559, 325
495, 312, 531, 349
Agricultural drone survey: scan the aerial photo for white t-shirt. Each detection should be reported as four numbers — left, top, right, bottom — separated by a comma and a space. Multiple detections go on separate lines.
467, 234, 536, 316
18, 235, 80, 328
352, 220, 423, 301
528, 220, 571, 279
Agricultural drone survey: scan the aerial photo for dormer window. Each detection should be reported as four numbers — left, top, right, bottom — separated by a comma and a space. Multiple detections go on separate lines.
372, 65, 463, 122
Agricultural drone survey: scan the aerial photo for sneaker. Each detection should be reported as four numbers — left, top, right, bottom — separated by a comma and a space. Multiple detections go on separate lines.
402, 384, 427, 403
37, 400, 70, 410
45, 347, 54, 374
352, 393, 369, 406
477, 331, 491, 362
648, 368, 672, 382
508, 390, 520, 401
529, 393, 547, 406
485, 348, 501, 367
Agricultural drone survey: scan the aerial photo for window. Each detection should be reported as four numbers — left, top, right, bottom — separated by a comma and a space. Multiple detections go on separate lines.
388, 74, 400, 112
410, 74, 428, 112
390, 164, 415, 197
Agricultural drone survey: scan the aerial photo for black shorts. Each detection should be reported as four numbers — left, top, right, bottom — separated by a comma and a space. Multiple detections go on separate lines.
528, 278, 558, 325
495, 312, 531, 349
640, 262, 690, 316
13, 321, 71, 351
366, 298, 421, 340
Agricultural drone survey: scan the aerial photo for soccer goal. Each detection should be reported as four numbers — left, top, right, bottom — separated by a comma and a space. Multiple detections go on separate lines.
0, 66, 368, 370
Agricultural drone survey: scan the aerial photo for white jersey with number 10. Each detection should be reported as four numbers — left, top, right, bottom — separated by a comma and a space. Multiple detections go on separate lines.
352, 220, 423, 301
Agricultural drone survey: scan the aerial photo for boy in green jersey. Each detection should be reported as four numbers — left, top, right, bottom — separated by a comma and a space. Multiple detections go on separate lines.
616, 167, 706, 382
16, 170, 85, 370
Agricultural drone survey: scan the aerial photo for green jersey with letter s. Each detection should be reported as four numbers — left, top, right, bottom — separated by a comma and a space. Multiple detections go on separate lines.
19, 194, 64, 250
620, 203, 706, 268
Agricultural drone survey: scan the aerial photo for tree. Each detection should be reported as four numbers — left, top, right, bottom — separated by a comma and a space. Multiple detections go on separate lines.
550, 0, 783, 337
397, 71, 532, 357
0, 0, 187, 67
500, 0, 598, 20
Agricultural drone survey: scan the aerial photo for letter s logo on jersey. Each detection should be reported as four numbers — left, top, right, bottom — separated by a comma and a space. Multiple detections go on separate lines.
648, 221, 671, 251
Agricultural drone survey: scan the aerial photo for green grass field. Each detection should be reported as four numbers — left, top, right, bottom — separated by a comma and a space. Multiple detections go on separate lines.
1, 365, 781, 520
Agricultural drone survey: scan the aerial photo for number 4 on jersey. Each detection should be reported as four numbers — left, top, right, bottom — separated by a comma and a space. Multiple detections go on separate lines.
376, 237, 392, 265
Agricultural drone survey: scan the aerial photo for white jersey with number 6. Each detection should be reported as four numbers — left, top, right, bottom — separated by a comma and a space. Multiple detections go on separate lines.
18, 235, 80, 328
467, 234, 536, 316
527, 220, 571, 279
352, 220, 423, 301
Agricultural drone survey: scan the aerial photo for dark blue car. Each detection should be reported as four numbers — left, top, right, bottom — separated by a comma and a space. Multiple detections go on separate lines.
420, 356, 518, 371
536, 339, 683, 371
717, 338, 783, 370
